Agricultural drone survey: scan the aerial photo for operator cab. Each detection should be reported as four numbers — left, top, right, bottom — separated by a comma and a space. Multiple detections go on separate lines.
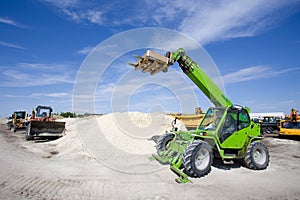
15, 111, 26, 119
35, 106, 53, 118
198, 106, 251, 144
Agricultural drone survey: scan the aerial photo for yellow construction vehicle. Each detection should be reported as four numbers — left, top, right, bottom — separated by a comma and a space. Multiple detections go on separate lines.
169, 108, 204, 130
9, 111, 28, 132
279, 116, 300, 136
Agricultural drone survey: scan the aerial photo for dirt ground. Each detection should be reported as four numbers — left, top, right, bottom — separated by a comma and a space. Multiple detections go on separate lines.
0, 115, 299, 200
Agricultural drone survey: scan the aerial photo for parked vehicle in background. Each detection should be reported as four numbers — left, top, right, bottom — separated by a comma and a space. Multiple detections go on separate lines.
25, 106, 65, 140
280, 109, 300, 137
7, 111, 28, 132
260, 116, 281, 135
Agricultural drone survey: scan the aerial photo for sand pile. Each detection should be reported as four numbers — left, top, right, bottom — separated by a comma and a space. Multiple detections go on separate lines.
0, 118, 8, 125
45, 112, 186, 173
97, 112, 186, 154
48, 118, 92, 160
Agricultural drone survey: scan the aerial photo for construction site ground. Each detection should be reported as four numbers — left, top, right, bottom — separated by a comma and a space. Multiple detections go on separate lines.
0, 113, 299, 200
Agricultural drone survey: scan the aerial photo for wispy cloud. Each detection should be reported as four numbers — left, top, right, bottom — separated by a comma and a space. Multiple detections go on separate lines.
0, 41, 26, 50
41, 0, 299, 45
77, 46, 94, 55
223, 65, 300, 84
43, 0, 104, 25
0, 63, 75, 87
142, 0, 299, 45
1, 92, 71, 98
61, 9, 103, 25
32, 92, 70, 97
43, 0, 80, 8
17, 62, 68, 70
0, 17, 27, 28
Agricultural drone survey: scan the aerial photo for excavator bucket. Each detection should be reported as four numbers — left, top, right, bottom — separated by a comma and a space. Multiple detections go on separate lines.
28, 121, 66, 137
128, 50, 171, 75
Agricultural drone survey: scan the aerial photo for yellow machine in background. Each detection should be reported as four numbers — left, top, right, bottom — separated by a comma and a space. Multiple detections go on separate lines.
279, 116, 300, 136
169, 107, 204, 130
9, 111, 28, 132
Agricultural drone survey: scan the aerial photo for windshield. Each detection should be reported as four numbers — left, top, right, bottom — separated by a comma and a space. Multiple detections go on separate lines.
37, 108, 51, 117
15, 112, 26, 119
281, 121, 300, 129
198, 107, 226, 130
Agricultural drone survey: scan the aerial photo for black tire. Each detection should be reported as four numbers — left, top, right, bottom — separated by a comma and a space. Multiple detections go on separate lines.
13, 124, 17, 132
244, 141, 269, 170
156, 133, 175, 155
183, 140, 213, 178
25, 123, 33, 141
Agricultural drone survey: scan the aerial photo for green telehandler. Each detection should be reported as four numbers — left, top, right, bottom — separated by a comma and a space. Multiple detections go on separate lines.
129, 48, 269, 183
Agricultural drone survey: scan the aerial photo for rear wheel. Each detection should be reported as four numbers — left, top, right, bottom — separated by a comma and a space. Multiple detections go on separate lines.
25, 123, 33, 140
183, 140, 213, 178
244, 141, 269, 170
156, 133, 175, 155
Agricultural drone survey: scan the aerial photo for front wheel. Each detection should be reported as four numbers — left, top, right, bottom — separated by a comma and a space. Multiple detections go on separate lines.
244, 141, 269, 170
156, 133, 175, 155
183, 140, 213, 178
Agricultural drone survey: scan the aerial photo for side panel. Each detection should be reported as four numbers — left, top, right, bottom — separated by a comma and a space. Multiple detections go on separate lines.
280, 128, 300, 136
219, 127, 249, 149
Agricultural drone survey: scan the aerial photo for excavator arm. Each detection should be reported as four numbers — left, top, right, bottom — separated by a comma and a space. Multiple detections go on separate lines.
128, 48, 232, 108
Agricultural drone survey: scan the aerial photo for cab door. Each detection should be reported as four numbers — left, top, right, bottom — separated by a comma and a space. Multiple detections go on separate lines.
219, 108, 251, 149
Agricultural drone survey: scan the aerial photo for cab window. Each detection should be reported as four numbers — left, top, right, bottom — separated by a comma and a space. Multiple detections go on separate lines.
238, 110, 250, 130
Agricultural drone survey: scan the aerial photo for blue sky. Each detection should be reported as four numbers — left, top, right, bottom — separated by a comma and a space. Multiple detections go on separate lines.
0, 0, 300, 117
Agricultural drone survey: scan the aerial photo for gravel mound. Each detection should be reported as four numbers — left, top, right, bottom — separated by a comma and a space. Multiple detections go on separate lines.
30, 112, 186, 172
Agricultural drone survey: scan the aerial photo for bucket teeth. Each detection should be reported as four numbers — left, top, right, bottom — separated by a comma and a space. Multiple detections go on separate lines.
133, 54, 144, 59
127, 62, 137, 67
128, 50, 171, 75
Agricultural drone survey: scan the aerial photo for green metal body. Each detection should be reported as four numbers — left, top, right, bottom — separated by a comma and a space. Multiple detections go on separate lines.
152, 48, 262, 183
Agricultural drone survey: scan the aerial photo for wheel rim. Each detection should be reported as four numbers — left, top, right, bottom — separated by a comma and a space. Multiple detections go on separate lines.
194, 149, 210, 171
253, 147, 267, 165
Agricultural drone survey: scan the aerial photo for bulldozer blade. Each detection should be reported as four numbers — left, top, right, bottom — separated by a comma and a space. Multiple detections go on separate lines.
29, 121, 65, 136
128, 50, 171, 75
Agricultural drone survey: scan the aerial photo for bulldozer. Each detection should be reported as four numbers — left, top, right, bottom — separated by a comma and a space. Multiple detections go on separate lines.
8, 111, 28, 132
129, 48, 270, 183
25, 105, 65, 140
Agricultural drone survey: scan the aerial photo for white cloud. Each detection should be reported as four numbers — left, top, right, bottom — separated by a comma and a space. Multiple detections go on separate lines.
1, 92, 70, 98
43, 0, 104, 24
60, 8, 103, 25
42, 0, 299, 45
0, 17, 27, 28
85, 10, 103, 24
43, 0, 80, 8
32, 92, 70, 97
223, 65, 300, 84
143, 0, 298, 45
0, 41, 26, 50
0, 63, 75, 87
77, 46, 94, 55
